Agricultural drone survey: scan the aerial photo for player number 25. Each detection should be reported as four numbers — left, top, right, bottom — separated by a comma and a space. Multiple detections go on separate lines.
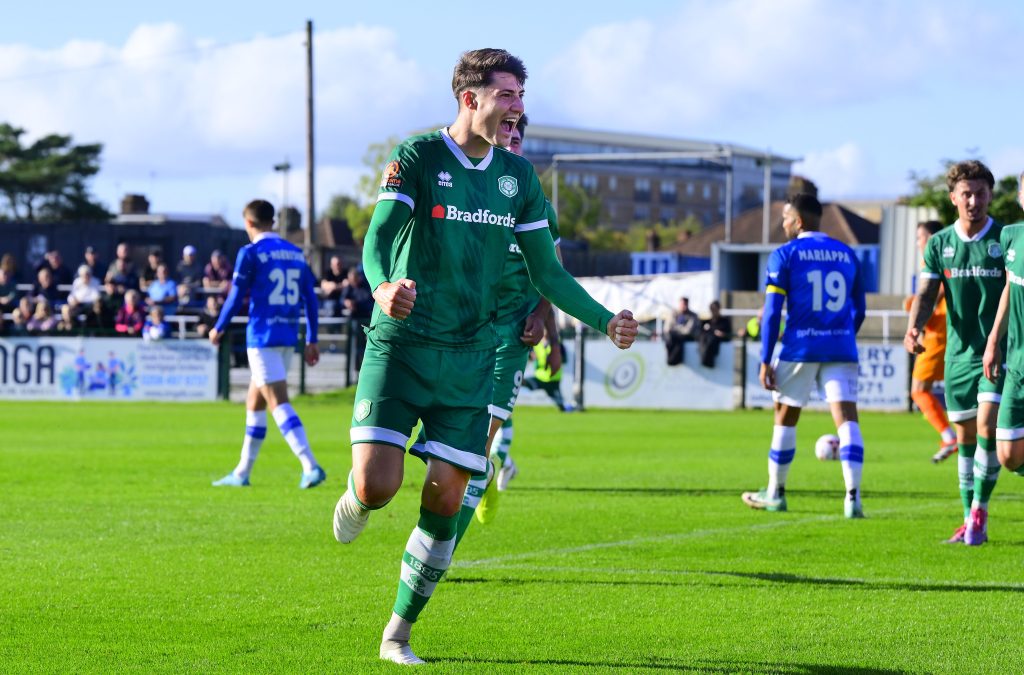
268, 268, 301, 306
806, 269, 846, 312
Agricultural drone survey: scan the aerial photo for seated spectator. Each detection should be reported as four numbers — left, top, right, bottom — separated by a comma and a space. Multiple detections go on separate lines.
56, 304, 82, 333
105, 242, 135, 281
195, 294, 221, 338
1, 253, 19, 284
340, 266, 373, 319
203, 250, 232, 299
176, 245, 203, 306
0, 311, 6, 336
698, 300, 733, 368
140, 249, 162, 292
0, 267, 16, 311
9, 306, 29, 336
115, 290, 146, 336
69, 265, 102, 305
105, 258, 140, 296
81, 246, 105, 279
32, 267, 62, 307
36, 249, 73, 288
27, 299, 58, 334
15, 296, 33, 324
143, 306, 171, 341
663, 296, 701, 366
146, 263, 178, 308
85, 297, 114, 332
320, 255, 346, 316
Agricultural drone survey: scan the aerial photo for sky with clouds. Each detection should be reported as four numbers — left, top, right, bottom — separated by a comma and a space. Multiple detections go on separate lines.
1, 0, 1023, 226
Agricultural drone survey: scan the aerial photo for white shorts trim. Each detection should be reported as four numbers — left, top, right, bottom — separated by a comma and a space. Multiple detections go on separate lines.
248, 347, 293, 386
978, 392, 1002, 404
488, 404, 512, 421
948, 408, 978, 423
350, 426, 410, 448
772, 361, 858, 408
997, 428, 1024, 441
424, 439, 487, 474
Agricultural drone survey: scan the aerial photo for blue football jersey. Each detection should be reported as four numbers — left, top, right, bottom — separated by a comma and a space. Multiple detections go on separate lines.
214, 233, 319, 348
763, 232, 865, 363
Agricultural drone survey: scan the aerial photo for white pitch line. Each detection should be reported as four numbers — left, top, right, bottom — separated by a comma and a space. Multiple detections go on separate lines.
454, 503, 938, 569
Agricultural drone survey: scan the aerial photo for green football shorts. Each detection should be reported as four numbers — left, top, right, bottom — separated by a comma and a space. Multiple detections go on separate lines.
997, 367, 1024, 442
945, 359, 1003, 423
489, 338, 531, 421
350, 333, 495, 476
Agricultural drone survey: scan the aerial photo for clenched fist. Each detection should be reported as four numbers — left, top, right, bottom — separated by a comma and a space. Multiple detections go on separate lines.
606, 310, 638, 349
373, 279, 417, 320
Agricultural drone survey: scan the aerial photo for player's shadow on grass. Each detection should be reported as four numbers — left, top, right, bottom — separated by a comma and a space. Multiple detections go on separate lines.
519, 486, 951, 500
430, 655, 909, 674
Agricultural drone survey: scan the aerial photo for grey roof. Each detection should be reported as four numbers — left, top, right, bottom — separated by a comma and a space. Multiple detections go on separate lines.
525, 124, 797, 163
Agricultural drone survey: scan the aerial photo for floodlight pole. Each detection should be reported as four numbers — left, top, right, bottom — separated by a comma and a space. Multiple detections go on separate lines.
762, 150, 772, 245
724, 148, 733, 243
304, 19, 315, 253
274, 159, 291, 235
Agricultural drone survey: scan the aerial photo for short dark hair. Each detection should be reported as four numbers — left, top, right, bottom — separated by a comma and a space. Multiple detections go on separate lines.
918, 220, 943, 236
516, 113, 529, 138
787, 193, 823, 228
451, 48, 527, 99
244, 199, 275, 228
946, 160, 994, 191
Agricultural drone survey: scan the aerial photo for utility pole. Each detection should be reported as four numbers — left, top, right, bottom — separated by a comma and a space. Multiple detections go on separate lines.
274, 159, 291, 235
304, 19, 315, 254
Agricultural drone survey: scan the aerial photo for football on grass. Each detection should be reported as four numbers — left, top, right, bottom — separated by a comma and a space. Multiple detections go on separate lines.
815, 434, 840, 461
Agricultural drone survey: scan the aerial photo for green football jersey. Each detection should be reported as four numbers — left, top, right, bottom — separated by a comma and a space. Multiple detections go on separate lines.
367, 128, 555, 349
1001, 224, 1024, 371
493, 200, 561, 341
922, 218, 1005, 362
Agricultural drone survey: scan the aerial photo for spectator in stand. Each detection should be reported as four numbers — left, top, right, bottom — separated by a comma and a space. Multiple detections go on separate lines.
0, 267, 16, 311
140, 249, 162, 292
105, 258, 139, 296
146, 263, 178, 309
56, 304, 82, 333
1, 253, 19, 284
115, 289, 146, 336
176, 245, 203, 306
9, 306, 29, 336
85, 297, 113, 332
340, 265, 373, 319
698, 300, 733, 368
27, 299, 58, 334
320, 255, 347, 316
662, 296, 701, 366
143, 306, 171, 341
203, 250, 231, 299
0, 311, 6, 336
32, 267, 62, 307
105, 242, 135, 281
81, 246, 105, 279
195, 294, 220, 338
36, 250, 73, 288
69, 265, 102, 306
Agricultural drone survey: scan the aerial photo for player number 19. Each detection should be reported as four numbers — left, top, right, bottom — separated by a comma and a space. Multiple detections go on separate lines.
806, 269, 846, 312
268, 268, 301, 306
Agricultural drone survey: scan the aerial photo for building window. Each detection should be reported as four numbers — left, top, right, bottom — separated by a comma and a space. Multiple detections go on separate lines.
565, 172, 580, 186
660, 180, 677, 204
635, 178, 651, 202
608, 176, 618, 191
660, 207, 675, 223
686, 181, 695, 196
633, 204, 651, 221
582, 174, 598, 193
702, 184, 712, 200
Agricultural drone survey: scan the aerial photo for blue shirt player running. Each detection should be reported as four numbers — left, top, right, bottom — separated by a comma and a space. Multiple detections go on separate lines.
209, 199, 326, 489
741, 193, 867, 518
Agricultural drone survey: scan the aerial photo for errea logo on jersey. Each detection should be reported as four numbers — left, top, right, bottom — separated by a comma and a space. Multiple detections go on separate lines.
437, 171, 453, 188
942, 246, 955, 258
431, 204, 516, 227
1009, 249, 1017, 263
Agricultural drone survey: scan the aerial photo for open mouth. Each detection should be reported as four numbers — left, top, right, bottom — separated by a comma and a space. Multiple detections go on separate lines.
500, 117, 517, 134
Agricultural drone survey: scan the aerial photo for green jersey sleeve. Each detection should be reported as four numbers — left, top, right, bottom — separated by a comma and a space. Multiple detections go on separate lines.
921, 233, 942, 280
363, 142, 422, 292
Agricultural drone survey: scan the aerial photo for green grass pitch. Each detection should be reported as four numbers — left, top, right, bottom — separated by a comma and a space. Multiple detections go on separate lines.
2, 392, 1021, 673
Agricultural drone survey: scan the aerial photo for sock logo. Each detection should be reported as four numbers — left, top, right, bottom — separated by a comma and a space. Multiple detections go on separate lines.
355, 399, 372, 422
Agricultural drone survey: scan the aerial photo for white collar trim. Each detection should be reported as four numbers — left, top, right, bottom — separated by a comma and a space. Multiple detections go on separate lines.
440, 127, 493, 171
954, 217, 993, 242
254, 231, 279, 243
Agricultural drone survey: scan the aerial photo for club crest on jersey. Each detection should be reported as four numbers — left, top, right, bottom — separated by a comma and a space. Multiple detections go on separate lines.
437, 171, 453, 188
355, 399, 372, 422
497, 175, 518, 197
1009, 249, 1017, 263
942, 246, 955, 258
989, 243, 1002, 259
380, 161, 402, 189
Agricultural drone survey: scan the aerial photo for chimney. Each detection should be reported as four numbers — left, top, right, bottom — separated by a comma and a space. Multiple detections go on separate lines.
121, 194, 150, 215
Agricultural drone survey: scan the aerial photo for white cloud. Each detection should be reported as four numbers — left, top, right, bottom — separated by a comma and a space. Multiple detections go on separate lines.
793, 142, 868, 197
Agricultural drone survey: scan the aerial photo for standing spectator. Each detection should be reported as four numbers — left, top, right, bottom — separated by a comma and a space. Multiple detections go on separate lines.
0, 267, 17, 311
698, 300, 733, 367
146, 264, 178, 309
69, 265, 102, 306
143, 306, 171, 341
320, 255, 346, 316
1, 253, 19, 284
115, 290, 146, 336
139, 249, 162, 292
105, 258, 139, 296
195, 295, 221, 338
176, 245, 203, 306
81, 246, 105, 279
32, 267, 62, 307
105, 242, 135, 281
203, 250, 232, 300
36, 250, 73, 288
27, 299, 58, 334
646, 228, 661, 252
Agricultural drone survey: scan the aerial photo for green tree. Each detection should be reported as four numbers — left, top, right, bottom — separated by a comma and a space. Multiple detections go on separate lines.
989, 175, 1024, 225
0, 123, 109, 221
536, 170, 600, 242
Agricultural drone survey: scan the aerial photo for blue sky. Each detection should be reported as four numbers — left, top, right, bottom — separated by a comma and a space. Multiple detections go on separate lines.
2, 0, 1023, 226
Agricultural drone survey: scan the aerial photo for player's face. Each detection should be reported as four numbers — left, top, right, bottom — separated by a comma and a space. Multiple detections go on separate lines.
781, 204, 801, 240
508, 127, 523, 156
949, 179, 992, 227
471, 71, 524, 148
915, 227, 930, 253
